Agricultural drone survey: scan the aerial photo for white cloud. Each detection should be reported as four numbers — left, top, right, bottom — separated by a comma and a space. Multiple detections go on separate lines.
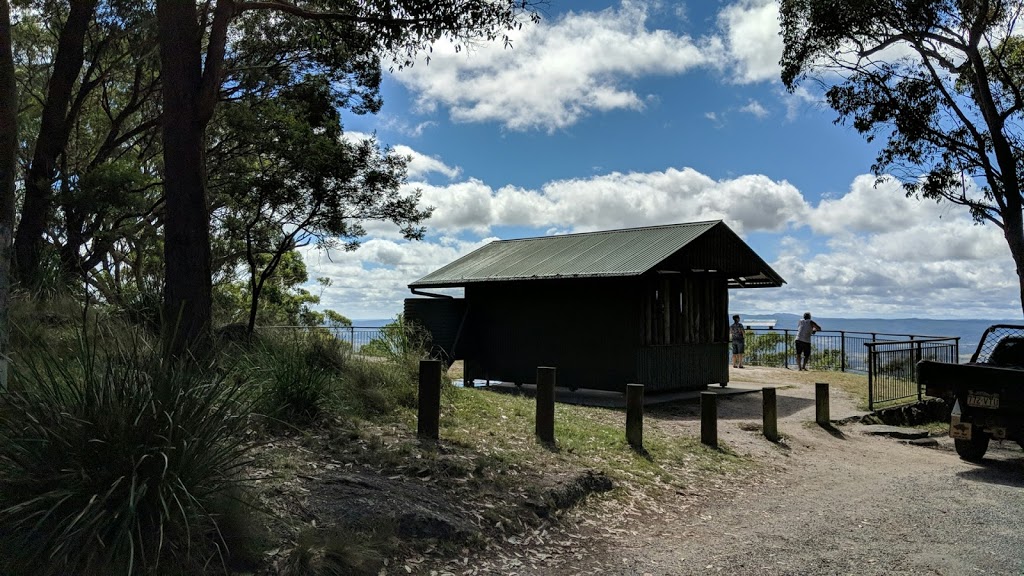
740, 99, 769, 118
393, 145, 461, 180
392, 1, 726, 131
415, 167, 807, 235
719, 0, 783, 84
734, 178, 1014, 319
302, 142, 1020, 321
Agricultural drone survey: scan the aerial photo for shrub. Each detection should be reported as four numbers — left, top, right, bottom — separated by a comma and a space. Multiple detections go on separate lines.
256, 339, 337, 428
340, 359, 418, 418
0, 333, 257, 575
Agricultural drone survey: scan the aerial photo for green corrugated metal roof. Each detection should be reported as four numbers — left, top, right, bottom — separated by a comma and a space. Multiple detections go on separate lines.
409, 220, 785, 288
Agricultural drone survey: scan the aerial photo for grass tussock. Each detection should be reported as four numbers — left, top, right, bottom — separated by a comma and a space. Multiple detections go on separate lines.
0, 332, 258, 575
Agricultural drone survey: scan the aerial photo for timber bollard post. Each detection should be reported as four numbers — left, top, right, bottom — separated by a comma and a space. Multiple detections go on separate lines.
762, 387, 778, 442
417, 359, 442, 440
626, 383, 644, 450
536, 366, 556, 444
701, 391, 718, 448
815, 382, 830, 425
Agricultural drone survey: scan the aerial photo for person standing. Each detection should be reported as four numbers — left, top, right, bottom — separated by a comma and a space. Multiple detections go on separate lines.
730, 314, 746, 369
796, 312, 822, 371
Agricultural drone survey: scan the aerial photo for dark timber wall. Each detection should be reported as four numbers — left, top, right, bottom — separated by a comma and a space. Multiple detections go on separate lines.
407, 273, 729, 393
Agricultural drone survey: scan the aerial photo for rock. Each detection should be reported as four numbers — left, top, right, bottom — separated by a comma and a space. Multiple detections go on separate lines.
860, 424, 930, 440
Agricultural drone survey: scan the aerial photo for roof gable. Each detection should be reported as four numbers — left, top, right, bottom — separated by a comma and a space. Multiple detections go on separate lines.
409, 220, 784, 289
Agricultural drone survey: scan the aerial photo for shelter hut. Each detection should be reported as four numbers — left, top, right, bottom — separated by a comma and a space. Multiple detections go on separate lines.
405, 220, 785, 393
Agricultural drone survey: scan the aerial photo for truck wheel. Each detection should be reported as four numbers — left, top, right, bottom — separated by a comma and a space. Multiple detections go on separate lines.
954, 431, 990, 462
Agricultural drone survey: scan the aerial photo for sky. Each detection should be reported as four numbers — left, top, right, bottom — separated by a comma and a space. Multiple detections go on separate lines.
301, 0, 1021, 322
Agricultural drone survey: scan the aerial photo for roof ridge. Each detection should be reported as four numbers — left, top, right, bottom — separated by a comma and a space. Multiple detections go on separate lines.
494, 219, 722, 243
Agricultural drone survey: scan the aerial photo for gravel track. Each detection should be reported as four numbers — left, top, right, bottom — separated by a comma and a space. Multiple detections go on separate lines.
560, 367, 1024, 576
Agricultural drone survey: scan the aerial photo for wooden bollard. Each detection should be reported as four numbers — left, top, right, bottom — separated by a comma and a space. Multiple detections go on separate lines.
535, 367, 556, 444
626, 383, 644, 450
701, 391, 717, 447
417, 359, 442, 440
763, 387, 779, 442
816, 382, 830, 425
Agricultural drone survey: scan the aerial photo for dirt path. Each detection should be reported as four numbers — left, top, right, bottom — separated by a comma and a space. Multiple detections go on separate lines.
558, 367, 1024, 576
432, 367, 1024, 576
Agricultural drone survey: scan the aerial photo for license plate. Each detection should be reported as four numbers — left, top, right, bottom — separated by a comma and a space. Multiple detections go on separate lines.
967, 391, 999, 409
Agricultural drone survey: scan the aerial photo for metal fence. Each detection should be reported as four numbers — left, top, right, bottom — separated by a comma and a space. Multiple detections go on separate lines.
865, 338, 960, 409
743, 328, 953, 373
743, 328, 960, 410
258, 325, 388, 353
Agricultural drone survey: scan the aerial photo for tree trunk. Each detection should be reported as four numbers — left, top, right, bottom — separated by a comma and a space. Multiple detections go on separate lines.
13, 0, 97, 288
1003, 208, 1024, 318
0, 0, 17, 388
156, 0, 212, 357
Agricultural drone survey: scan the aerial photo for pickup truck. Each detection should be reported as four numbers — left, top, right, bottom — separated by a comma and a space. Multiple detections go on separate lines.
917, 324, 1024, 461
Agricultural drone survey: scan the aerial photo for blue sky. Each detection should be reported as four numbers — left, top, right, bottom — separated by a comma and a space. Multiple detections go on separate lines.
303, 0, 1020, 321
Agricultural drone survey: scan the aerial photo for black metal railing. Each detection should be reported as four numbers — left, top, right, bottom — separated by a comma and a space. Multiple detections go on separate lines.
258, 325, 388, 353
865, 338, 960, 410
743, 328, 952, 373
743, 328, 959, 409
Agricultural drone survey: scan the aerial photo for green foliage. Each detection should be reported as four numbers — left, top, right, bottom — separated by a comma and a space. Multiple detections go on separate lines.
744, 330, 793, 367
361, 314, 430, 362
252, 337, 339, 428
780, 0, 1024, 314
810, 348, 845, 371
340, 358, 419, 417
0, 331, 257, 575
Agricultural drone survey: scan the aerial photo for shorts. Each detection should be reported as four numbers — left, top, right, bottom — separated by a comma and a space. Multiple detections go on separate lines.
796, 340, 811, 356
732, 341, 745, 354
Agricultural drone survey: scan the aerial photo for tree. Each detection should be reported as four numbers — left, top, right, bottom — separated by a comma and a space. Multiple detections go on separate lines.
781, 0, 1024, 315
155, 0, 541, 357
11, 2, 163, 292
13, 0, 98, 288
0, 0, 16, 388
210, 72, 429, 337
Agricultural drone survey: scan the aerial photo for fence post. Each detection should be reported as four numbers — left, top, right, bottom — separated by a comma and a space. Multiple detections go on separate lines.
915, 341, 923, 402
626, 383, 644, 450
867, 344, 874, 411
536, 367, 556, 444
784, 329, 790, 369
840, 331, 846, 372
417, 360, 442, 440
763, 387, 778, 442
815, 382, 830, 426
701, 392, 717, 447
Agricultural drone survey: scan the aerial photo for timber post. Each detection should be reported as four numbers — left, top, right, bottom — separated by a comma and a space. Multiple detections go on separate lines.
626, 383, 644, 450
701, 391, 717, 448
536, 366, 556, 444
417, 359, 442, 440
815, 382, 830, 426
763, 387, 779, 442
